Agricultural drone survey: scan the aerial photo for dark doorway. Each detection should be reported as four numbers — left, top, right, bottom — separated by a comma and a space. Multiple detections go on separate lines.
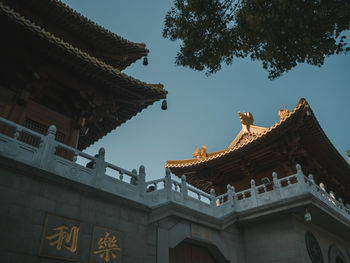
335, 256, 344, 263
169, 241, 219, 263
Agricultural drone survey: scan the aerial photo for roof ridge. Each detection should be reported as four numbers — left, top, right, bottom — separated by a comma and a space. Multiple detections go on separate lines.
50, 0, 148, 52
165, 99, 307, 168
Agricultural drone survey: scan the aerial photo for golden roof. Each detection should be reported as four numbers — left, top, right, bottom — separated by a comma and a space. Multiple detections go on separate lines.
165, 99, 306, 168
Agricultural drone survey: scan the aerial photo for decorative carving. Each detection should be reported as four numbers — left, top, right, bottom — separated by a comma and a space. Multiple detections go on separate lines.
305, 232, 324, 263
236, 133, 258, 147
278, 105, 290, 120
238, 112, 254, 126
193, 146, 207, 159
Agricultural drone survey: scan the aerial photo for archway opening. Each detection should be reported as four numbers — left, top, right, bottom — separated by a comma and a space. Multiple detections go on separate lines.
169, 241, 219, 263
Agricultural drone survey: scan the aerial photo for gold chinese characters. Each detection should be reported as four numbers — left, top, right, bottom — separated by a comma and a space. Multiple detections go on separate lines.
45, 225, 79, 253
93, 232, 121, 262
39, 214, 81, 261
90, 226, 123, 263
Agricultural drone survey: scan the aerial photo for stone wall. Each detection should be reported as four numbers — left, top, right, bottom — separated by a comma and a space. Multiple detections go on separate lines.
2, 150, 350, 263
0, 156, 156, 263
243, 215, 304, 263
293, 216, 350, 263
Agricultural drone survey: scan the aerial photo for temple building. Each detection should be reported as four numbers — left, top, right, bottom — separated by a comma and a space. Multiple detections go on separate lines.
1, 1, 350, 263
0, 0, 167, 151
166, 98, 350, 204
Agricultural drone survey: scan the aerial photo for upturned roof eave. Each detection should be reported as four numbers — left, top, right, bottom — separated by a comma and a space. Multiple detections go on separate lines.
0, 2, 167, 97
165, 99, 309, 170
2, 0, 149, 62
1, 2, 167, 150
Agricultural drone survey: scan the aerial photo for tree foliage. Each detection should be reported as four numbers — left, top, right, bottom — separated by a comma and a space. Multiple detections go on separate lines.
163, 0, 350, 79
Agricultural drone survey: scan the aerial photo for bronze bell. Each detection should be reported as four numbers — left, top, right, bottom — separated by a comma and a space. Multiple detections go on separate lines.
161, 100, 167, 110
143, 57, 148, 65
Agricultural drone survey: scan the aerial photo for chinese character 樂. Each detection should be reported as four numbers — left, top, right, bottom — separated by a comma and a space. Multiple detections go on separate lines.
93, 232, 121, 262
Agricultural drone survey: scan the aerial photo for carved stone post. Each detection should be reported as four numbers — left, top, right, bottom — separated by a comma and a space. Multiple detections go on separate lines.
210, 188, 216, 208
272, 172, 282, 200
296, 164, 307, 193
338, 197, 344, 212
92, 148, 107, 187
138, 165, 146, 198
130, 169, 137, 185
250, 179, 258, 207
181, 175, 188, 201
308, 174, 317, 194
227, 184, 235, 208
165, 168, 172, 201
40, 125, 57, 170
3, 126, 22, 161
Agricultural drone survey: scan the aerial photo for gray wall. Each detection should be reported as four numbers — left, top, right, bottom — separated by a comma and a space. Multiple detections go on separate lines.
2, 154, 350, 263
293, 216, 350, 263
243, 215, 304, 263
0, 157, 156, 263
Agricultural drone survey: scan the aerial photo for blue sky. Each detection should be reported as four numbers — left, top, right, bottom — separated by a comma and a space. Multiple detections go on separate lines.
62, 0, 350, 181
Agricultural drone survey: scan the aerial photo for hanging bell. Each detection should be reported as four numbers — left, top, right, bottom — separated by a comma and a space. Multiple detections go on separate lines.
143, 57, 148, 66
161, 100, 167, 110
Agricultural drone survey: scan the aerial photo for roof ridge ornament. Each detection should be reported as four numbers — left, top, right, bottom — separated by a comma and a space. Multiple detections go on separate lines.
238, 112, 254, 133
278, 104, 290, 120
193, 146, 207, 159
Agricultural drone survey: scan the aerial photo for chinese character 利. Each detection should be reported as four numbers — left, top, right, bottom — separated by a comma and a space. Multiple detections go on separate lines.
93, 232, 121, 262
45, 225, 79, 253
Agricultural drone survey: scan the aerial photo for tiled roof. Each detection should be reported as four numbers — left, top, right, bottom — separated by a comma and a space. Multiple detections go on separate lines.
0, 2, 165, 96
1, 2, 167, 150
165, 98, 308, 168
2, 0, 148, 69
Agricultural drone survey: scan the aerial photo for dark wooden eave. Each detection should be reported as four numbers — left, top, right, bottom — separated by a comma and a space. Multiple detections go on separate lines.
0, 2, 167, 150
1, 0, 149, 70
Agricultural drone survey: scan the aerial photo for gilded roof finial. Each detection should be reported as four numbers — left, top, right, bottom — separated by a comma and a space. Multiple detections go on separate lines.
193, 146, 207, 159
278, 104, 290, 120
238, 112, 254, 133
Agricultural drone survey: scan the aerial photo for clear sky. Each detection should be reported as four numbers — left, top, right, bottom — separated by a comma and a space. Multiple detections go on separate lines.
62, 0, 350, 181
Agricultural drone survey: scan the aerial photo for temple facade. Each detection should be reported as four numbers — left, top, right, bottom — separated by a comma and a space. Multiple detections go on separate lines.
0, 0, 167, 151
166, 98, 350, 205
1, 1, 350, 263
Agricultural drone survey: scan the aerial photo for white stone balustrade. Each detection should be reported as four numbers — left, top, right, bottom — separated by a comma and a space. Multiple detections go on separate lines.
1, 117, 350, 221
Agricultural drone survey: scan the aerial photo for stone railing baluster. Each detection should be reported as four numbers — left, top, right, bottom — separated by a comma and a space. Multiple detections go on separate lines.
174, 182, 178, 192
131, 169, 137, 185
272, 172, 281, 199
72, 151, 78, 162
227, 184, 235, 208
165, 168, 172, 201
250, 179, 258, 206
307, 174, 316, 194
138, 165, 146, 198
181, 175, 188, 200
210, 188, 216, 209
39, 125, 57, 170
91, 148, 107, 187
296, 164, 307, 193
14, 127, 21, 140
